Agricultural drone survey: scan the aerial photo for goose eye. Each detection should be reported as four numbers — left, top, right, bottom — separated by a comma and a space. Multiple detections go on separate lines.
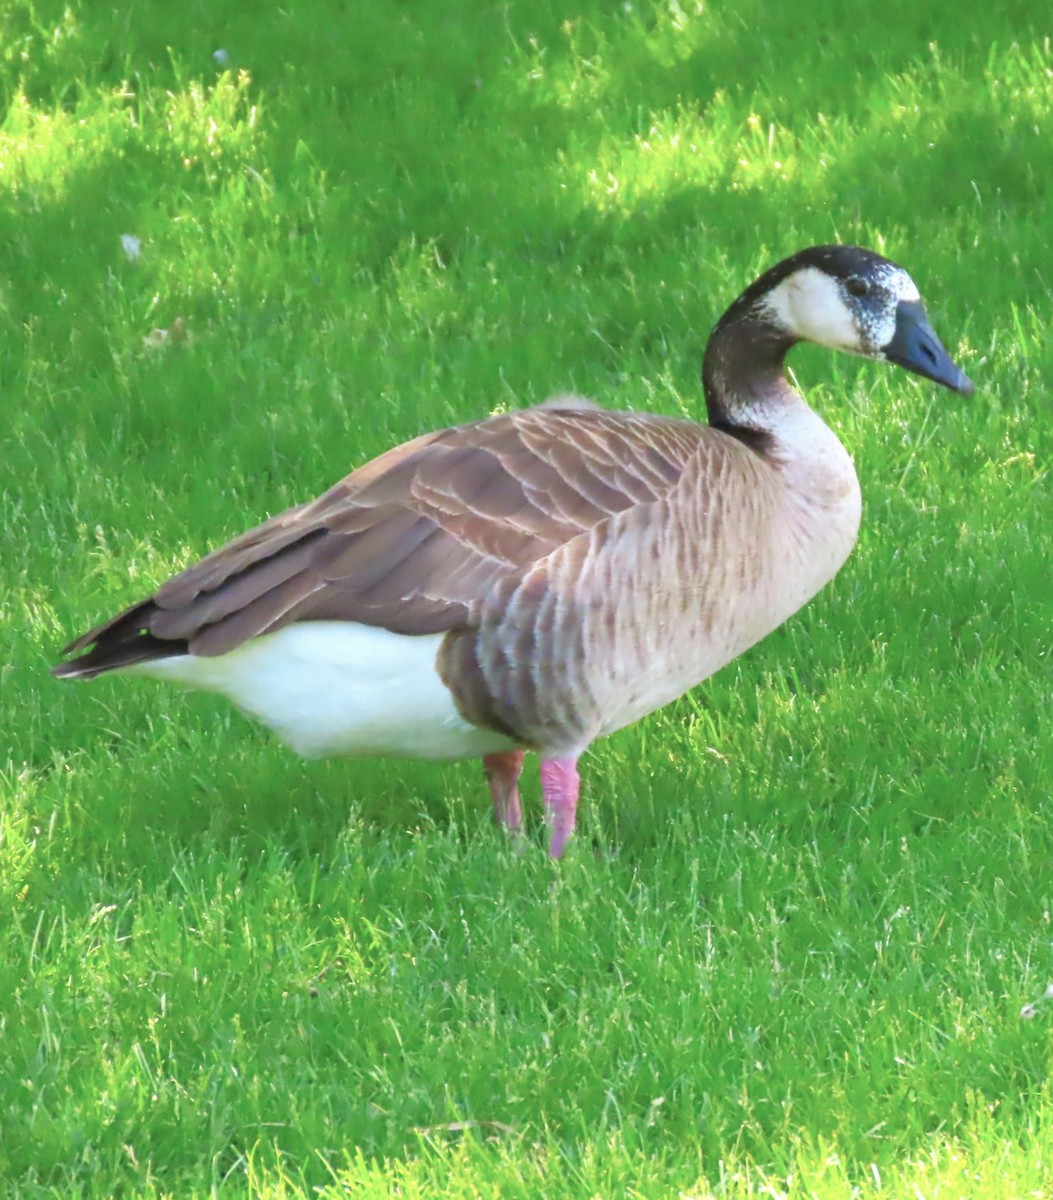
845, 275, 871, 299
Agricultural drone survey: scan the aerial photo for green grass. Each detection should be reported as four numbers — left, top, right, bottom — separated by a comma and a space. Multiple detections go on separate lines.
3, 0, 1052, 1195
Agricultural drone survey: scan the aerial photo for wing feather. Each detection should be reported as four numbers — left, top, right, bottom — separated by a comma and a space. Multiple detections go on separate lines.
55, 407, 713, 673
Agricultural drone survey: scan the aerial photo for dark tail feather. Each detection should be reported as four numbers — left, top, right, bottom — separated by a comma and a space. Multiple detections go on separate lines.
53, 601, 188, 679
52, 634, 187, 679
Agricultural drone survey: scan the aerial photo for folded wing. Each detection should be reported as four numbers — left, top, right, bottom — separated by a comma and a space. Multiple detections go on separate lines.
55, 406, 704, 677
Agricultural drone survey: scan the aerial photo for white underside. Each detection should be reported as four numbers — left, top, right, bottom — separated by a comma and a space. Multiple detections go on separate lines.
128, 622, 518, 761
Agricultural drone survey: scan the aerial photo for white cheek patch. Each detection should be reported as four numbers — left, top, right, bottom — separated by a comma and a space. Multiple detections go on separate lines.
760, 263, 923, 354
888, 267, 920, 303
866, 266, 920, 350
761, 267, 860, 351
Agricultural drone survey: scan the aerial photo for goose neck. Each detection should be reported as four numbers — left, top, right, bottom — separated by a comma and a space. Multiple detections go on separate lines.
701, 305, 798, 445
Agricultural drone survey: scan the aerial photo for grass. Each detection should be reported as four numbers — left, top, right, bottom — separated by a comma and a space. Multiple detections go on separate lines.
2, 0, 1051, 1194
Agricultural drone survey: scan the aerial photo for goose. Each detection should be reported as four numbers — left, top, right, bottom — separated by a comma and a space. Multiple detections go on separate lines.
53, 245, 972, 858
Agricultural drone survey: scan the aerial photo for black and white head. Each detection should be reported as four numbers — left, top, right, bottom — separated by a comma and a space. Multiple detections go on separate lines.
746, 245, 973, 396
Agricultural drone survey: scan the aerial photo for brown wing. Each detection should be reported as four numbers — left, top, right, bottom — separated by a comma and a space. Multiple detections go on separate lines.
53, 406, 708, 676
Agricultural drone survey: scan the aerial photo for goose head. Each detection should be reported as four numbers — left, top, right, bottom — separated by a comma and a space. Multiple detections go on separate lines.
747, 244, 973, 395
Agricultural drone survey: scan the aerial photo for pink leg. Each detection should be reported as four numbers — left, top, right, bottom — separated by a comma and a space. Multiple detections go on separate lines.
539, 756, 580, 859
483, 750, 525, 835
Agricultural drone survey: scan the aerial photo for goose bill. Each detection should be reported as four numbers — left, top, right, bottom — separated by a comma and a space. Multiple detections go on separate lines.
884, 299, 973, 396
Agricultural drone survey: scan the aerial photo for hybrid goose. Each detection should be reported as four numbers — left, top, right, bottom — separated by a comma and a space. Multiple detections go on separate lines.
54, 245, 972, 857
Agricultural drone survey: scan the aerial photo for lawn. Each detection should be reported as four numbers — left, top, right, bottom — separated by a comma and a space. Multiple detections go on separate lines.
2, 0, 1051, 1195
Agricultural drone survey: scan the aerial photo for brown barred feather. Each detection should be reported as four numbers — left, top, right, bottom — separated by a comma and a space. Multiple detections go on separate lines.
54, 410, 717, 696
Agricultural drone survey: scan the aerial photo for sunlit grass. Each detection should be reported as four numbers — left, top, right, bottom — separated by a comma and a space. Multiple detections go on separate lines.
2, 0, 1052, 1196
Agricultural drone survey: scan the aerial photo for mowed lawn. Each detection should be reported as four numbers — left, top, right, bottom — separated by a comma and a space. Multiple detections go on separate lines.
3, 0, 1051, 1195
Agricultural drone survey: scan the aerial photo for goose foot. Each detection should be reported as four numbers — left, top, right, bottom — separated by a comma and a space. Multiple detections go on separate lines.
483, 750, 525, 837
540, 756, 580, 859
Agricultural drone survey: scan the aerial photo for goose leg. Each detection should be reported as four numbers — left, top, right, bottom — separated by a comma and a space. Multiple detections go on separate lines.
539, 756, 580, 859
483, 750, 525, 836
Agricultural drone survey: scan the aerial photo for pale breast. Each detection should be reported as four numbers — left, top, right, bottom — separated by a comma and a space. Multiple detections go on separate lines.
445, 413, 861, 756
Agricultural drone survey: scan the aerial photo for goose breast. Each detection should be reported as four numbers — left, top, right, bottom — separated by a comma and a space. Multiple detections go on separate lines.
440, 415, 862, 755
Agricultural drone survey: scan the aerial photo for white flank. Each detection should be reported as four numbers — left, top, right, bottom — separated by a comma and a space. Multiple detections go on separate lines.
128, 622, 517, 761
